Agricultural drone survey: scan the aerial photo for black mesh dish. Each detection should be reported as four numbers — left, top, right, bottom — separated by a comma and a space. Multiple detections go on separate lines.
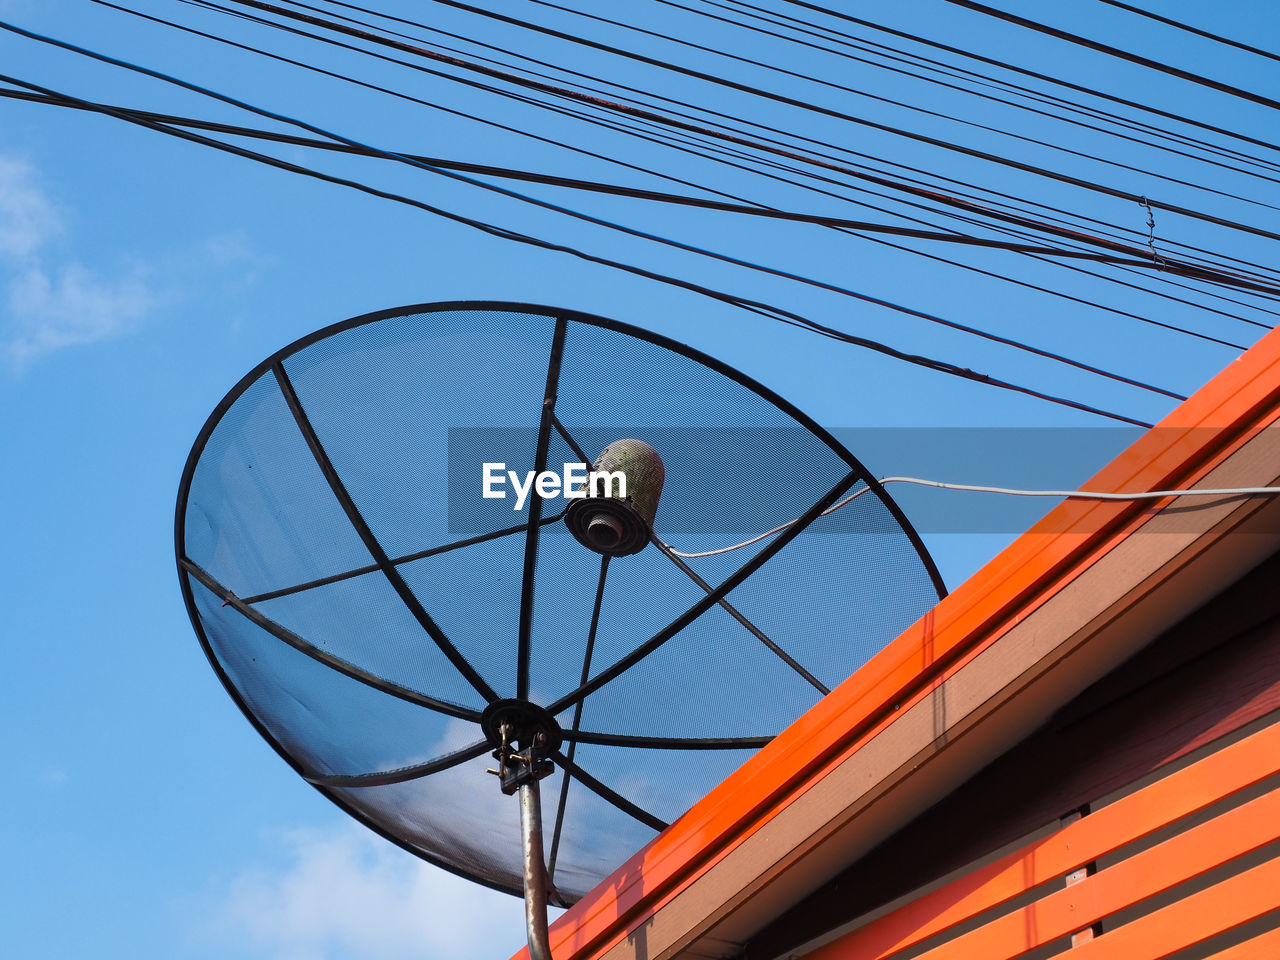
175, 302, 945, 903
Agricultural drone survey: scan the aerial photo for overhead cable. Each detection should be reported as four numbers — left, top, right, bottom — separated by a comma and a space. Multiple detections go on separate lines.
132, 0, 1222, 285
644, 0, 1280, 182
26, 84, 1243, 346
535, 106, 1273, 336
217, 0, 1280, 247
1092, 0, 1280, 65
0, 64, 1158, 428
319, 0, 1280, 202
774, 0, 1280, 157
171, 0, 1280, 289
101, 1, 1280, 324
0, 24, 1205, 398
937, 0, 1280, 112
0, 85, 1186, 400
183, 0, 1280, 285
99, 0, 779, 232
692, 0, 1280, 175
0, 84, 1224, 270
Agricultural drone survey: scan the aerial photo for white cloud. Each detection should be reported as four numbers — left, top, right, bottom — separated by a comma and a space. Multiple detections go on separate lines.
0, 155, 59, 259
203, 822, 531, 960
0, 154, 158, 370
4, 261, 156, 369
204, 230, 254, 266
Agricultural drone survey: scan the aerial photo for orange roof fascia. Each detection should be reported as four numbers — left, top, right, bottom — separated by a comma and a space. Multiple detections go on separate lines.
526, 324, 1280, 960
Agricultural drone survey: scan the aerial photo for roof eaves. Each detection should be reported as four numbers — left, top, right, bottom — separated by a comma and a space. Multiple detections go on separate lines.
522, 323, 1280, 960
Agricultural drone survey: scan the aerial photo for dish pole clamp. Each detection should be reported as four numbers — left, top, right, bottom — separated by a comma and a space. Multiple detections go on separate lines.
482, 699, 562, 796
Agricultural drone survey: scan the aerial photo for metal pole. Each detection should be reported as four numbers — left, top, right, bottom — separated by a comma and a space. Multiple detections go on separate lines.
519, 779, 553, 960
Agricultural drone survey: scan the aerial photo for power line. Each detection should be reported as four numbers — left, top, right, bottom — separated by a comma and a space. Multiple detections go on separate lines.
326, 0, 1280, 204
102, 0, 779, 235
526, 0, 1280, 202
1091, 0, 1280, 65
0, 62, 1159, 427
549, 104, 1275, 337
38, 25, 1236, 396
14, 6, 1272, 412
643, 0, 1280, 184
579, 96, 1274, 337
145, 0, 1189, 282
185, 0, 1031, 239
176, 0, 1280, 316
208, 0, 1107, 228
774, 0, 1280, 157
4, 83, 1213, 270
699, 0, 1280, 176
0, 68, 1188, 400
531, 0, 1280, 284
734, 1, 1280, 285
10, 83, 1254, 352
240, 0, 1280, 229
190, 0, 1280, 284
175, 0, 1280, 291
937, 0, 1280, 111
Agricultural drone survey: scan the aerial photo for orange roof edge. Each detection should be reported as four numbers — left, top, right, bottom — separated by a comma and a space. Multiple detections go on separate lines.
520, 325, 1280, 960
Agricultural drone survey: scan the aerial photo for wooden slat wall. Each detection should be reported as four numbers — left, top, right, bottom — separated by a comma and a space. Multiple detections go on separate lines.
806, 720, 1280, 960
1205, 925, 1280, 960
750, 552, 1280, 960
1067, 858, 1280, 960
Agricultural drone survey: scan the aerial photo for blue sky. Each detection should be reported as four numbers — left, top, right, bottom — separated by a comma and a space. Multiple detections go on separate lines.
2, 1, 1277, 958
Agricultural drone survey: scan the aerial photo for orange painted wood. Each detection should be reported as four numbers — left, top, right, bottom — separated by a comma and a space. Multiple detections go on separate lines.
1068, 856, 1280, 960
809, 722, 1280, 960
904, 787, 1280, 960
1071, 927, 1098, 947
754, 584, 1280, 960
529, 323, 1280, 960
1204, 925, 1280, 960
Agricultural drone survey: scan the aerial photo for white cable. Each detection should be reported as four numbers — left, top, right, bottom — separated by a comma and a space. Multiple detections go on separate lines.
877, 476, 1280, 500
660, 487, 877, 558
661, 476, 1280, 559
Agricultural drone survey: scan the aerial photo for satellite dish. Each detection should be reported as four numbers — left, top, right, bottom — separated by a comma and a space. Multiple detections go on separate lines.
176, 302, 944, 955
